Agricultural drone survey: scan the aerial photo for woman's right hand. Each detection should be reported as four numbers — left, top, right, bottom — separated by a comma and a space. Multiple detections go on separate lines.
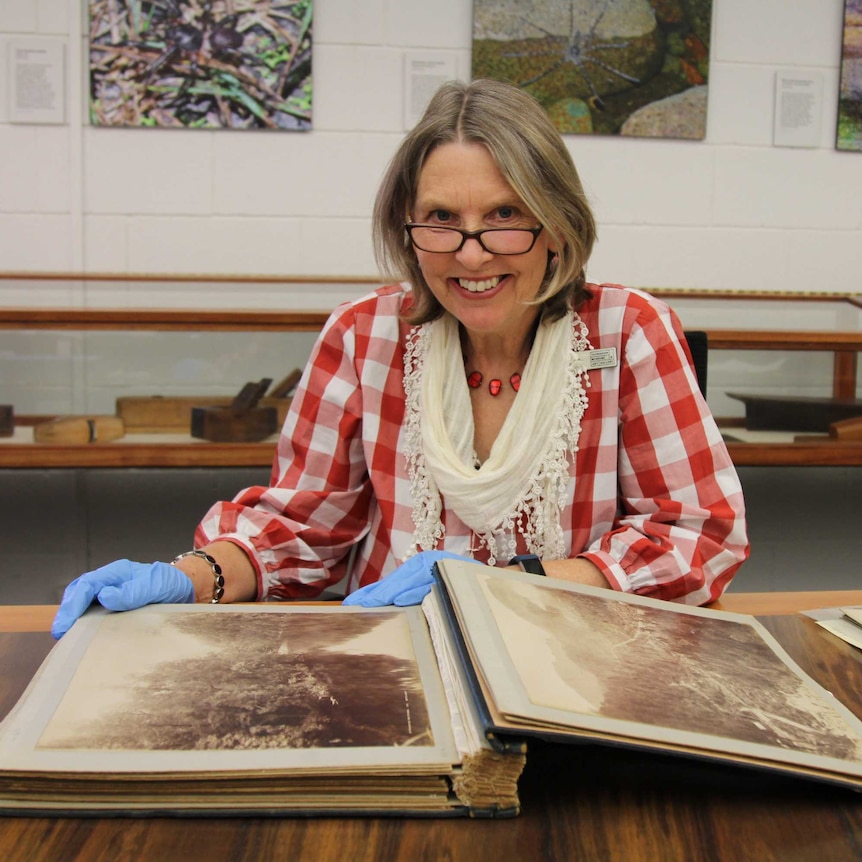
51, 559, 195, 639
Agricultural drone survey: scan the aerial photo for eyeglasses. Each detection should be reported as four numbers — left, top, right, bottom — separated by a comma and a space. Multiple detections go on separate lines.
405, 223, 544, 255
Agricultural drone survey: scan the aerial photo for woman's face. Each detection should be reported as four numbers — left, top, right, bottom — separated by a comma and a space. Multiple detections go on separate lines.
411, 141, 555, 341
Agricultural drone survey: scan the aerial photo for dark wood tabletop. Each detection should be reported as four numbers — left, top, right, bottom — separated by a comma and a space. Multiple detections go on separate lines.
1, 599, 861, 862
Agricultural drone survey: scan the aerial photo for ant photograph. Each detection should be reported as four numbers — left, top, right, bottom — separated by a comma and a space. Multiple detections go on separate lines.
472, 0, 712, 139
88, 0, 312, 130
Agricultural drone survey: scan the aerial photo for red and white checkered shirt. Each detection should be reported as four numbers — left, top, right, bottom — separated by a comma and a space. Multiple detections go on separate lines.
196, 283, 749, 605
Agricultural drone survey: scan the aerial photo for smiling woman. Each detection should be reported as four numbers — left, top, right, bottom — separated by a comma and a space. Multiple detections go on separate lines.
407, 142, 556, 351
51, 78, 749, 644
374, 78, 596, 326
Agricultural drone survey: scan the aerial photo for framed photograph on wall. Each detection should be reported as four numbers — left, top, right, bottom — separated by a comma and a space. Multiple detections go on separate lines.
837, 0, 862, 151
88, 0, 312, 130
471, 0, 712, 139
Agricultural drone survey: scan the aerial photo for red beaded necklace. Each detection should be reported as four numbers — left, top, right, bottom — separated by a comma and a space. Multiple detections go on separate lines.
461, 318, 536, 397
466, 370, 521, 396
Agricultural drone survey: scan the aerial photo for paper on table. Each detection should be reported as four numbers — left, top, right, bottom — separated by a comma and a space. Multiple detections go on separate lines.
805, 606, 862, 651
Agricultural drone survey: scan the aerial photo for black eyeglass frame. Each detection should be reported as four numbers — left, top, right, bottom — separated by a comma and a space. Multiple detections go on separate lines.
404, 223, 544, 255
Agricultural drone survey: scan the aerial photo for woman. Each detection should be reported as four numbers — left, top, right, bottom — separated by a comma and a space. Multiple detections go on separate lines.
52, 79, 748, 638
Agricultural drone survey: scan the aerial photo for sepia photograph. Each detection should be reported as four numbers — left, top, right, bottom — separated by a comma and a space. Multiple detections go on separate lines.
38, 607, 433, 752
437, 562, 862, 778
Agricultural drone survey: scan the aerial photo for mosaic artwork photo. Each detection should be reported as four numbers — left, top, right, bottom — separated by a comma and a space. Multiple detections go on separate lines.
837, 0, 862, 151
88, 0, 312, 130
472, 0, 712, 139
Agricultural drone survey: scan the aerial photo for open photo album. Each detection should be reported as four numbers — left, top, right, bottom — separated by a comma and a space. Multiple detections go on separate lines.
1, 561, 860, 817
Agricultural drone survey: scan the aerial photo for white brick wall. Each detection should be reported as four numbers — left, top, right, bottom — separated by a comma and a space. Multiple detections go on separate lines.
0, 0, 859, 291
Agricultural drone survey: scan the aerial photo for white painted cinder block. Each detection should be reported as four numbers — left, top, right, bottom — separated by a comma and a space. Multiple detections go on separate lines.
212, 131, 395, 218
705, 63, 776, 147
0, 1, 37, 33
0, 271, 82, 306
784, 229, 862, 295
312, 45, 405, 132
125, 216, 304, 276
714, 148, 862, 230
588, 225, 796, 294
33, 0, 70, 35
713, 0, 844, 67
314, 0, 388, 45
0, 213, 73, 270
82, 215, 128, 272
84, 129, 214, 215
297, 216, 378, 276
386, 0, 474, 49
0, 38, 8, 123
0, 125, 72, 212
571, 137, 716, 227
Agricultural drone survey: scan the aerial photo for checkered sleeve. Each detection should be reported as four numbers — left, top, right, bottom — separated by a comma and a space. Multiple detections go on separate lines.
194, 286, 409, 600
579, 289, 750, 604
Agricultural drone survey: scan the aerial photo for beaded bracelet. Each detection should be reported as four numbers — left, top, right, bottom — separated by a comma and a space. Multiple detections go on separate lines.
172, 550, 225, 604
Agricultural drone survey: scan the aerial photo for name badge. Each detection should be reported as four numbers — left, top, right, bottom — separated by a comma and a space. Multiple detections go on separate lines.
576, 347, 618, 370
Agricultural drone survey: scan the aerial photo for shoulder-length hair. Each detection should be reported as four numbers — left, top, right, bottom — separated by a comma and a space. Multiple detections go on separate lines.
372, 78, 597, 325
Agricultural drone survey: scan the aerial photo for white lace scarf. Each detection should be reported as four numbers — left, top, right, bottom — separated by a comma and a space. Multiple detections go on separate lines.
403, 310, 591, 564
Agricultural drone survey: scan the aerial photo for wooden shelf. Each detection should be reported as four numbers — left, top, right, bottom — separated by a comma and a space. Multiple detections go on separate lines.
0, 440, 276, 468
0, 424, 278, 467
704, 330, 862, 351
725, 440, 862, 466
3, 431, 861, 469
0, 307, 332, 332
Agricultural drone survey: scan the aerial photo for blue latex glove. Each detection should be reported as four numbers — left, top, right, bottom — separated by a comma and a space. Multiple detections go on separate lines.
342, 550, 479, 608
51, 559, 195, 639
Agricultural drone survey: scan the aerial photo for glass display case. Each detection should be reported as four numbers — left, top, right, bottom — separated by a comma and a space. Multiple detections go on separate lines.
0, 276, 860, 467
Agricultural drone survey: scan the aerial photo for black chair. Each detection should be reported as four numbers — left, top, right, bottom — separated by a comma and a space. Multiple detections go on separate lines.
683, 330, 708, 397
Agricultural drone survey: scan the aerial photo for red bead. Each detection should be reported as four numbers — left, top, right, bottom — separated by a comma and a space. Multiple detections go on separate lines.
510, 372, 521, 392
488, 378, 503, 396
467, 371, 483, 389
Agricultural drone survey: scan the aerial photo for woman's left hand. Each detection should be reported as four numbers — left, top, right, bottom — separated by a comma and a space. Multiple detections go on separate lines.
342, 550, 479, 607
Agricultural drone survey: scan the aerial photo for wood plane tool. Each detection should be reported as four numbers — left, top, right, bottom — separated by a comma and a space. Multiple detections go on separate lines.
34, 415, 125, 444
0, 405, 13, 438
727, 392, 862, 432
230, 378, 273, 410
191, 378, 278, 443
796, 416, 862, 443
830, 416, 862, 440
267, 368, 302, 399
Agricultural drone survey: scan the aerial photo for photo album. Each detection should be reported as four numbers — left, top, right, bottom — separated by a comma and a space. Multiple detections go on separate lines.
1, 561, 860, 817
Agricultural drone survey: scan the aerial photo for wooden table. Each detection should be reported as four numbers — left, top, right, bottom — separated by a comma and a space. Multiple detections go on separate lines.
2, 595, 861, 862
